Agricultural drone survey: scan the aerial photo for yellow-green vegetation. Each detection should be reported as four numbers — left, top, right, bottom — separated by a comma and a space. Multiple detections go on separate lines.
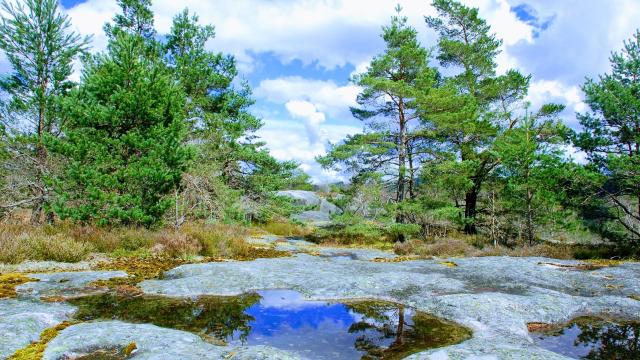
438, 261, 458, 267
0, 222, 290, 267
0, 273, 38, 298
9, 321, 76, 360
259, 222, 313, 237
388, 236, 615, 260
630, 295, 640, 301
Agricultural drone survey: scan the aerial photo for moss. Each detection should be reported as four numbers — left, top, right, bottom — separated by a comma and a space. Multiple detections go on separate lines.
438, 261, 458, 267
90, 256, 187, 291
9, 321, 76, 360
232, 247, 290, 261
0, 273, 38, 299
371, 255, 427, 263
629, 295, 640, 301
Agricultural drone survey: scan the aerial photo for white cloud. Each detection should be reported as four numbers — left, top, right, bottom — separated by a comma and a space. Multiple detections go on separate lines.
285, 100, 326, 144
528, 80, 587, 114
256, 76, 360, 118
257, 119, 360, 184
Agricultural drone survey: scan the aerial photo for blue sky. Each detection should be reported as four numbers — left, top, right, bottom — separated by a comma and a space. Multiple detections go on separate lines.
4, 0, 640, 183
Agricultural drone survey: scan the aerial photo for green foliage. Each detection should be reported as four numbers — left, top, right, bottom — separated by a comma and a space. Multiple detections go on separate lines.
493, 104, 568, 244
0, 0, 89, 222
49, 32, 192, 226
422, 0, 530, 233
319, 8, 437, 205
574, 30, 640, 243
165, 9, 301, 225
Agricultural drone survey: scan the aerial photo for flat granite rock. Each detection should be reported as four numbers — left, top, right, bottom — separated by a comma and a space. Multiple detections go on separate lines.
0, 298, 76, 359
17, 270, 128, 299
140, 255, 640, 359
43, 321, 305, 360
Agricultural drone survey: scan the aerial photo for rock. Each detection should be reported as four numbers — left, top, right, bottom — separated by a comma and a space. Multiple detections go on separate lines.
43, 321, 305, 360
276, 190, 342, 225
141, 255, 640, 359
0, 298, 75, 359
0, 260, 94, 274
17, 270, 128, 299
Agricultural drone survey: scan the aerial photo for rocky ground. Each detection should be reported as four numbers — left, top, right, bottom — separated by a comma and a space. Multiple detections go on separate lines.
2, 235, 640, 359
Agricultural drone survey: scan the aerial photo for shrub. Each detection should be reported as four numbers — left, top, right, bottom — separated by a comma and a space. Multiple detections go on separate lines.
182, 223, 251, 258
261, 222, 311, 237
153, 232, 202, 258
23, 234, 95, 263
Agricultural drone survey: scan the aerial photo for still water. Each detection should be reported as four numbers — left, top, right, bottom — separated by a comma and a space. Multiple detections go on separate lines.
531, 316, 640, 360
70, 289, 471, 359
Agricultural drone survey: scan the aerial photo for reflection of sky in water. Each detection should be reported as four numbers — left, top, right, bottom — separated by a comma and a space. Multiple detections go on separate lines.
228, 290, 398, 359
533, 324, 595, 359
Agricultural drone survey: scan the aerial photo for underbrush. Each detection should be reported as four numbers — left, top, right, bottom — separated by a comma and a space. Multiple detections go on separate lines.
0, 221, 263, 264
392, 236, 632, 260
259, 221, 313, 237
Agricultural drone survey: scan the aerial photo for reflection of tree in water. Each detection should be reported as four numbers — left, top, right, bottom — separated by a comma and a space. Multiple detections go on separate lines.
572, 318, 640, 360
70, 292, 261, 343
345, 301, 472, 360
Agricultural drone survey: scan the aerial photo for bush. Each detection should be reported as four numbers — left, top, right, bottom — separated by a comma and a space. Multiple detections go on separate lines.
261, 222, 311, 237
23, 234, 94, 263
182, 223, 251, 258
152, 232, 202, 258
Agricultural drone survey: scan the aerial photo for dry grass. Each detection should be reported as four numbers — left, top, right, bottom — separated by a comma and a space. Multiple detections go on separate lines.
393, 237, 576, 259
260, 222, 313, 237
0, 221, 266, 264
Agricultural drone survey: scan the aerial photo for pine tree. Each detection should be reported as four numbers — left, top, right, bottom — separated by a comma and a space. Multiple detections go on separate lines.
495, 104, 567, 245
104, 0, 155, 40
423, 0, 529, 233
318, 7, 438, 240
49, 30, 191, 226
0, 0, 89, 222
165, 9, 298, 223
574, 30, 640, 241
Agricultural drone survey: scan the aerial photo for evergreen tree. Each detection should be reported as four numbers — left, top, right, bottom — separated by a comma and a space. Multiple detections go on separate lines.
423, 0, 529, 233
494, 104, 567, 244
165, 9, 299, 223
49, 30, 191, 226
574, 31, 640, 241
318, 8, 438, 240
0, 0, 89, 222
104, 0, 155, 40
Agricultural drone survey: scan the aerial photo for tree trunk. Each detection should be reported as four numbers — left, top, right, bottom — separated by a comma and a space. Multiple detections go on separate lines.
393, 306, 405, 347
407, 142, 415, 200
395, 100, 408, 242
525, 189, 534, 246
464, 187, 478, 234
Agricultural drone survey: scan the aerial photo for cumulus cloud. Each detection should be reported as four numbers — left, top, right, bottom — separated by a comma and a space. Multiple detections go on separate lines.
255, 76, 360, 118
285, 100, 326, 144
5, 0, 640, 182
257, 119, 360, 184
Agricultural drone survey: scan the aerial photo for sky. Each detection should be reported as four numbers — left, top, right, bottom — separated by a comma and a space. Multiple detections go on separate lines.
2, 0, 640, 183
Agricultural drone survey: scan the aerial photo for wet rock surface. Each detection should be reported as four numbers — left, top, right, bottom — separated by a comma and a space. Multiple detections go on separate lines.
42, 321, 301, 360
17, 270, 128, 299
141, 255, 640, 359
2, 240, 640, 359
0, 299, 75, 359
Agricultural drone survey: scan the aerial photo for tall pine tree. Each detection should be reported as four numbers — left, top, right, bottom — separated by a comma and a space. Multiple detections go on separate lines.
0, 0, 89, 222
318, 8, 438, 240
574, 30, 640, 241
49, 5, 191, 226
423, 0, 529, 233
